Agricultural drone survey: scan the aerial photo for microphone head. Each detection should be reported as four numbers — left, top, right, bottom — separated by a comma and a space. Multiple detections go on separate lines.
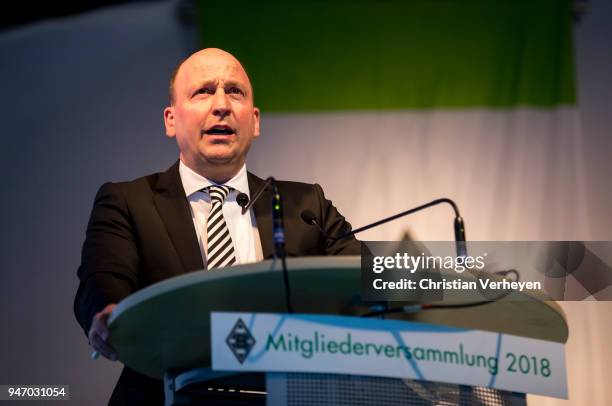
236, 193, 249, 208
300, 210, 317, 225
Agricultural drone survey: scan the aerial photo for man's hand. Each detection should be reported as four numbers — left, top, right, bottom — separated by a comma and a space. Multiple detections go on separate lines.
88, 303, 118, 361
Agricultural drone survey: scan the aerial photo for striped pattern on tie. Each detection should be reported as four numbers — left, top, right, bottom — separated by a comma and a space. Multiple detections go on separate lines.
205, 185, 236, 270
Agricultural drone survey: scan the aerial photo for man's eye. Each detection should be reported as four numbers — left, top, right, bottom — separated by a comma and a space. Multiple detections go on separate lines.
227, 87, 244, 95
196, 88, 214, 95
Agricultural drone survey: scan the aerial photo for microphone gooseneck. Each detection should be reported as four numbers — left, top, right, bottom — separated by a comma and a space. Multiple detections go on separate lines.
300, 198, 467, 256
269, 179, 292, 313
271, 181, 286, 258
241, 177, 274, 214
241, 176, 293, 313
303, 198, 507, 318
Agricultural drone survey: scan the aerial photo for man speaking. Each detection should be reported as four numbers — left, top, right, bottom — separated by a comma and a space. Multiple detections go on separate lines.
74, 48, 359, 404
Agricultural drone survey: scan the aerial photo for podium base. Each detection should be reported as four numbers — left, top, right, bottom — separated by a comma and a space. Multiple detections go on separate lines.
164, 369, 526, 406
164, 370, 265, 405
267, 373, 526, 406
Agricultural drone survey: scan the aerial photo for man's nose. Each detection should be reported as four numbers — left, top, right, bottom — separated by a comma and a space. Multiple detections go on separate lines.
212, 88, 230, 118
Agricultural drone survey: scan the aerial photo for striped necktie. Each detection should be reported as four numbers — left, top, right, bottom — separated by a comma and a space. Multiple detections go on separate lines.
205, 185, 236, 270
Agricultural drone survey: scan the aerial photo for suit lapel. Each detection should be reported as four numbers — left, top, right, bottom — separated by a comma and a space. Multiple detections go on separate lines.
153, 161, 205, 272
248, 172, 274, 259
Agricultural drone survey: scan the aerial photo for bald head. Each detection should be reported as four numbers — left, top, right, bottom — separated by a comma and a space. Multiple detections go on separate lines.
163, 47, 260, 183
168, 48, 253, 105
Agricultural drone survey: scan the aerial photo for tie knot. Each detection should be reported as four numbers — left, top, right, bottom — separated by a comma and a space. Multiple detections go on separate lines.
206, 185, 232, 204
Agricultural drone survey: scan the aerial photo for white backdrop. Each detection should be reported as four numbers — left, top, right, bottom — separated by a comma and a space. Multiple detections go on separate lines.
250, 108, 590, 242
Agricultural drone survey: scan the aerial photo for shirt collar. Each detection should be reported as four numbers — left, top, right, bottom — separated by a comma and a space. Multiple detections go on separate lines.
179, 160, 250, 198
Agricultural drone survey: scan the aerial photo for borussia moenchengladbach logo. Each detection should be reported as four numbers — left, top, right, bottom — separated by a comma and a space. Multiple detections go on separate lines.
225, 318, 256, 364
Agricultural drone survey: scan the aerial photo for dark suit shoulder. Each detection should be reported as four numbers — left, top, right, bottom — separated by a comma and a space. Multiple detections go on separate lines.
248, 172, 318, 196
106, 170, 161, 194
269, 177, 359, 256
274, 179, 319, 195
96, 162, 180, 204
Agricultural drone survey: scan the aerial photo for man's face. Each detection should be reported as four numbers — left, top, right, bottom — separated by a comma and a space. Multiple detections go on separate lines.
164, 49, 260, 175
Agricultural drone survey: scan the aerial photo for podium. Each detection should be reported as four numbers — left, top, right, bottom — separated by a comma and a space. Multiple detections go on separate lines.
108, 256, 568, 405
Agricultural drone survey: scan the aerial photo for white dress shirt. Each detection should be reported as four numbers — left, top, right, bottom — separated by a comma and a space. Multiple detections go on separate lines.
179, 160, 263, 267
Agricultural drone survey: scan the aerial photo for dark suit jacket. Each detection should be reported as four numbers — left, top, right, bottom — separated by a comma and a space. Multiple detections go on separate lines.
74, 161, 359, 405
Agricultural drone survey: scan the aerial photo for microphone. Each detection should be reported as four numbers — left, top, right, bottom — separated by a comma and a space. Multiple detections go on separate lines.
236, 176, 286, 258
241, 177, 274, 215
268, 179, 291, 312
239, 176, 293, 312
301, 198, 467, 257
271, 181, 286, 258
301, 210, 325, 236
454, 215, 467, 257
236, 192, 249, 209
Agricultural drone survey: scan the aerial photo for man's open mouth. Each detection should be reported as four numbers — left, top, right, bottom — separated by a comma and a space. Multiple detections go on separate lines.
204, 125, 236, 135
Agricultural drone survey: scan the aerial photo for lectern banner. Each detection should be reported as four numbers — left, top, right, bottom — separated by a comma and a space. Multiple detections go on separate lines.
211, 312, 567, 399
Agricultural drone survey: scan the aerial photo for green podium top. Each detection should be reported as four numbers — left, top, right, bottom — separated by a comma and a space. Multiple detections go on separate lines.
108, 256, 567, 379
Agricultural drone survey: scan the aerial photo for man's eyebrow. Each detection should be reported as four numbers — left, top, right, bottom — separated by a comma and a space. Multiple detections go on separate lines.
224, 81, 249, 93
193, 79, 218, 89
191, 80, 249, 94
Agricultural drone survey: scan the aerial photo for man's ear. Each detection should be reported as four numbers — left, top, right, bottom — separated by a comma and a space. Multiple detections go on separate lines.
164, 107, 176, 138
253, 107, 261, 138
